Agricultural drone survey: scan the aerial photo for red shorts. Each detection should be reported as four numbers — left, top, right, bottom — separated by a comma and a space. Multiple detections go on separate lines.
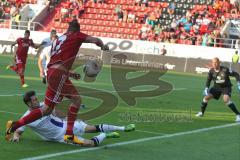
44, 68, 79, 108
16, 63, 25, 74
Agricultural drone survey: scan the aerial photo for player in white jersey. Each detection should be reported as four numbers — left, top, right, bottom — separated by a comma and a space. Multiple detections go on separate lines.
37, 30, 57, 84
10, 91, 135, 147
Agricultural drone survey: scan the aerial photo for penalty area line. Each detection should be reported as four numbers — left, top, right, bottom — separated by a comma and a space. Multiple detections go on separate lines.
20, 123, 239, 160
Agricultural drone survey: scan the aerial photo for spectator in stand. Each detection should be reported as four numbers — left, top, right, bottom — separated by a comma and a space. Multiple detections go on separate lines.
168, 3, 175, 15
123, 10, 128, 22
147, 29, 155, 41
160, 45, 167, 55
202, 14, 211, 26
127, 11, 135, 23
154, 23, 162, 37
141, 0, 148, 7
178, 15, 188, 25
115, 5, 123, 21
135, 0, 142, 6
207, 33, 215, 47
170, 19, 177, 31
10, 4, 21, 29
235, 39, 240, 52
0, 5, 5, 19
195, 15, 203, 26
186, 10, 192, 20
196, 35, 203, 45
214, 30, 221, 47
60, 7, 69, 22
139, 24, 150, 40
147, 12, 156, 28
184, 20, 193, 32
96, 0, 104, 3
78, 1, 85, 17
15, 0, 22, 8
202, 33, 208, 46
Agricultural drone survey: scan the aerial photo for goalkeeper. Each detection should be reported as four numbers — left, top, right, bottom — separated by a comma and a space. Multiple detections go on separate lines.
196, 57, 240, 122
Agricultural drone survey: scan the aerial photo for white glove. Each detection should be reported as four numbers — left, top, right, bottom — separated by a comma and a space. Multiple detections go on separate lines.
203, 87, 209, 96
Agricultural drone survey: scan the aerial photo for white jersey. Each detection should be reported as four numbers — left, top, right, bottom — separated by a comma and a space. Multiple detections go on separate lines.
39, 37, 53, 75
39, 46, 51, 75
41, 37, 52, 48
18, 102, 87, 142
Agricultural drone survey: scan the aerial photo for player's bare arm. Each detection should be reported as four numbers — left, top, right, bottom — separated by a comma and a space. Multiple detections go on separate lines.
69, 71, 81, 80
84, 36, 109, 50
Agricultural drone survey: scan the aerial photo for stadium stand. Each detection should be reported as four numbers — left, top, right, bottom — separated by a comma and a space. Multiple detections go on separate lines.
1, 0, 239, 47
0, 0, 38, 28
39, 0, 239, 47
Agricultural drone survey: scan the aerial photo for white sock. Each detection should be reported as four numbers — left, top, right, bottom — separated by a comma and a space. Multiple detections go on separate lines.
91, 133, 106, 146
97, 124, 125, 132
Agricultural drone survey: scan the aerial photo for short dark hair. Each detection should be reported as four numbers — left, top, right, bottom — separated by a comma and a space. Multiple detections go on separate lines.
23, 91, 36, 106
67, 19, 80, 32
51, 29, 57, 34
25, 30, 30, 34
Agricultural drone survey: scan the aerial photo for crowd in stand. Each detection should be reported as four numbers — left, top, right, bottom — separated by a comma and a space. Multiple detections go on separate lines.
48, 0, 240, 47
1, 0, 239, 48
57, 0, 85, 22
139, 0, 240, 47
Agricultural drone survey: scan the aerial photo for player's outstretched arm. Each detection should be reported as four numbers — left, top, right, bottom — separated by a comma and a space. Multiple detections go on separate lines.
84, 36, 109, 50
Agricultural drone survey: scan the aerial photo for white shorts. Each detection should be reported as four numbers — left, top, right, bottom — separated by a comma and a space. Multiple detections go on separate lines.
73, 120, 88, 136
58, 120, 87, 143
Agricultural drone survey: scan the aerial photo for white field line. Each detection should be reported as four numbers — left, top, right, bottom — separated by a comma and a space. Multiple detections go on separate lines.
0, 88, 186, 97
0, 110, 22, 115
20, 123, 239, 160
135, 129, 167, 135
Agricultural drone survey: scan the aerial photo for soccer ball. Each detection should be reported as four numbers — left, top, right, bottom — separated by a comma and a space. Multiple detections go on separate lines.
83, 60, 101, 77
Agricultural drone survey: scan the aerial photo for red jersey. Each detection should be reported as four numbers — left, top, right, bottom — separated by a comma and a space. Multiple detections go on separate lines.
16, 38, 34, 64
48, 32, 88, 70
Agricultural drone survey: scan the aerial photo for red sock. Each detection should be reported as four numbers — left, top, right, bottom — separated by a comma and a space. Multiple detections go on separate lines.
10, 65, 17, 73
13, 108, 42, 130
66, 105, 79, 135
20, 74, 25, 85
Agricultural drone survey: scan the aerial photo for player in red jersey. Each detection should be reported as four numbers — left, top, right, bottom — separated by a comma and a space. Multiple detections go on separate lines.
7, 30, 39, 88
6, 20, 109, 145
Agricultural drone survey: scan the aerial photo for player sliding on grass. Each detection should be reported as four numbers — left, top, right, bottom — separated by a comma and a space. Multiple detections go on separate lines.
9, 91, 135, 146
6, 19, 109, 145
196, 57, 240, 122
6, 30, 39, 88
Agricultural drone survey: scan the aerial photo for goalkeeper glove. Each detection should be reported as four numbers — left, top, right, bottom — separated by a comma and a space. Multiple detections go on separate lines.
237, 82, 240, 93
203, 87, 209, 96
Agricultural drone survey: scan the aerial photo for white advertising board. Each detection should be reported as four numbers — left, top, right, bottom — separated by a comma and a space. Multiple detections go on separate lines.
0, 29, 236, 62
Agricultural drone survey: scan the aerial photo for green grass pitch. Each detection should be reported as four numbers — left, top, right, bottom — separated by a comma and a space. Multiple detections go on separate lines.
0, 54, 239, 160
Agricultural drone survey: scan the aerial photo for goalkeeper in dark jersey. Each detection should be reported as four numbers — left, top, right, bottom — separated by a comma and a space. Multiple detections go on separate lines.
196, 57, 240, 122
